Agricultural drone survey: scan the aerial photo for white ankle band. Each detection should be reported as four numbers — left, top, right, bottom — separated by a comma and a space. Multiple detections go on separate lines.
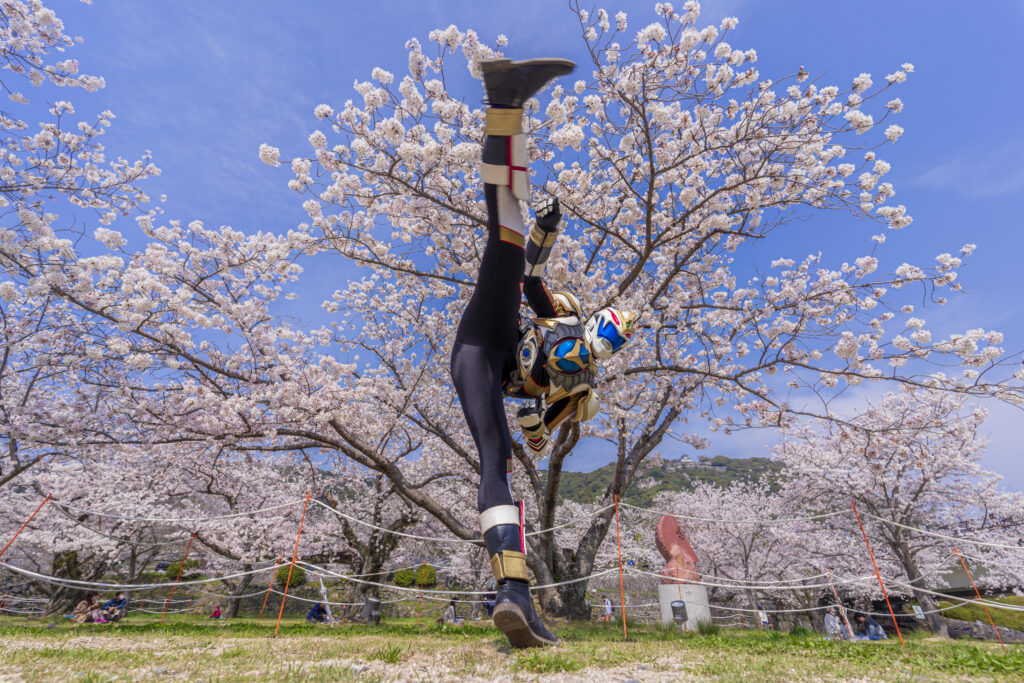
480, 505, 521, 534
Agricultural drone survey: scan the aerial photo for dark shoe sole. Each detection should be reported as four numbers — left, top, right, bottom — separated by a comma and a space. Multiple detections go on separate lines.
480, 58, 576, 75
493, 603, 558, 648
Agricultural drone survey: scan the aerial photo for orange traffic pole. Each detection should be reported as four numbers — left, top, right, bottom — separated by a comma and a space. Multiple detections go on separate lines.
614, 495, 627, 639
161, 533, 196, 624
954, 548, 1004, 649
826, 569, 856, 639
258, 554, 284, 624
274, 490, 311, 635
0, 494, 51, 561
851, 501, 904, 647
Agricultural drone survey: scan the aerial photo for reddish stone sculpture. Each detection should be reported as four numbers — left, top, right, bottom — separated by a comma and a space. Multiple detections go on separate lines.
655, 515, 700, 583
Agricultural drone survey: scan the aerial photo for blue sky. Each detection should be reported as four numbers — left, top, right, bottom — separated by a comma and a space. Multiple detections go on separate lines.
46, 1, 1024, 487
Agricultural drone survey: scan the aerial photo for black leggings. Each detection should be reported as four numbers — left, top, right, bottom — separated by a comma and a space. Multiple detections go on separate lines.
451, 183, 524, 513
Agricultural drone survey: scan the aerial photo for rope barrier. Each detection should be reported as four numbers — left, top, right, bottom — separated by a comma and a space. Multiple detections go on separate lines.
48, 503, 189, 549
620, 502, 851, 525
623, 566, 878, 591
50, 499, 305, 524
301, 560, 621, 595
0, 595, 50, 603
265, 588, 405, 607
0, 606, 47, 614
0, 561, 287, 590
863, 513, 1024, 552
311, 499, 615, 544
883, 579, 1024, 613
954, 550, 1024, 573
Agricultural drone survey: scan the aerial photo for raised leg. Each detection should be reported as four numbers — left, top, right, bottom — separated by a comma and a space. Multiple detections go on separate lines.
449, 57, 575, 649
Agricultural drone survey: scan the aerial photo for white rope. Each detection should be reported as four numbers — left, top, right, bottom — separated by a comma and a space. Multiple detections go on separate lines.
265, 588, 404, 607
955, 550, 1024, 573
659, 569, 837, 586
620, 502, 851, 525
186, 587, 272, 601
50, 499, 304, 524
0, 595, 50, 603
605, 598, 966, 618
623, 566, 877, 591
49, 503, 190, 548
0, 561, 286, 590
300, 560, 621, 595
863, 513, 1024, 552
883, 579, 1024, 613
312, 499, 614, 545
526, 505, 616, 536
0, 606, 47, 614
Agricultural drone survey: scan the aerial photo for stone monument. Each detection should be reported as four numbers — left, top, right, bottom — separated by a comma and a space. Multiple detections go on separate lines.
655, 514, 711, 629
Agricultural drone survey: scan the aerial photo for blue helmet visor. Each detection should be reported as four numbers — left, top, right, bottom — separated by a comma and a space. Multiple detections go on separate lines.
598, 318, 627, 352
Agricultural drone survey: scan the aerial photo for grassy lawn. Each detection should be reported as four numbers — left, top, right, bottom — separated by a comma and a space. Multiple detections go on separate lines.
939, 595, 1024, 632
0, 614, 1022, 681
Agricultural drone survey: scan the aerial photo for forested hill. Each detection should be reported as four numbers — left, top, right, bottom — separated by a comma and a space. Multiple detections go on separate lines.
548, 455, 784, 506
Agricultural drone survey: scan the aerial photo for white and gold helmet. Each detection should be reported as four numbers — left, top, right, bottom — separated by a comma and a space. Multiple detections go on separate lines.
584, 307, 636, 359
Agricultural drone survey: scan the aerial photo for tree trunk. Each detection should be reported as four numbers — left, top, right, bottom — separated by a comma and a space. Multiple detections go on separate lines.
44, 551, 86, 615
227, 567, 253, 618
540, 570, 592, 621
894, 539, 948, 637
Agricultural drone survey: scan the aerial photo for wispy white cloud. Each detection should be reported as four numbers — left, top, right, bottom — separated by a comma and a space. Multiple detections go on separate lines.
913, 140, 1024, 198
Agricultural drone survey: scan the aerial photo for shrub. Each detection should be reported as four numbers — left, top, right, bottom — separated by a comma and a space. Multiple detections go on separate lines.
164, 559, 202, 581
789, 625, 816, 638
394, 564, 436, 588
274, 564, 306, 587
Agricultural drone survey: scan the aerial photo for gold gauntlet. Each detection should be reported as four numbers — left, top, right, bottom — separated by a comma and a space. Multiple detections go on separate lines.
485, 107, 523, 135
490, 550, 529, 582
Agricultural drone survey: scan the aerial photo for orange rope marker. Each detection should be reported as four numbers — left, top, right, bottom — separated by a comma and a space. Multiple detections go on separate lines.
274, 490, 311, 635
258, 553, 284, 624
826, 569, 856, 639
161, 533, 196, 624
851, 500, 904, 647
954, 547, 1004, 648
614, 494, 627, 639
0, 493, 51, 561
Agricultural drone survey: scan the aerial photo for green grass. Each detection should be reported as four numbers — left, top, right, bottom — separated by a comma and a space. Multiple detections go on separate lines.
940, 595, 1024, 632
0, 614, 1021, 681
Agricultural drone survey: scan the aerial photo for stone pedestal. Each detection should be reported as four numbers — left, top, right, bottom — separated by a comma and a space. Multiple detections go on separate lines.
658, 582, 711, 630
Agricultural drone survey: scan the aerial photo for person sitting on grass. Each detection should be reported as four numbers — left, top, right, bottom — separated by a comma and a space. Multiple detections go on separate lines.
101, 592, 127, 622
209, 605, 224, 620
72, 593, 106, 624
305, 602, 328, 623
854, 613, 888, 640
443, 600, 457, 624
824, 607, 847, 640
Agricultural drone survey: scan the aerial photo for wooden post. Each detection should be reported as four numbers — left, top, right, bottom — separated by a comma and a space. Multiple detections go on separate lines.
161, 533, 196, 624
851, 500, 904, 647
258, 554, 284, 624
954, 548, 1004, 649
826, 569, 856, 639
614, 495, 627, 639
416, 563, 424, 625
0, 494, 51, 561
274, 490, 311, 635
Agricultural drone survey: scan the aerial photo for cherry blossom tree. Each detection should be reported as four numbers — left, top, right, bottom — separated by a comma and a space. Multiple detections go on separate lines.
251, 1, 1023, 618
774, 388, 1024, 635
